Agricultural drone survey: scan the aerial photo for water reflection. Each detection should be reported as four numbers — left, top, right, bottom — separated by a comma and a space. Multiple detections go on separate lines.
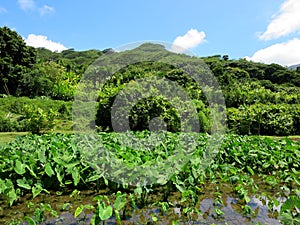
42, 195, 283, 225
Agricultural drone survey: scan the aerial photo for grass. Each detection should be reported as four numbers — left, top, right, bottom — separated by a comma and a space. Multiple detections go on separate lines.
0, 132, 28, 145
1, 131, 300, 146
262, 135, 300, 141
0, 130, 76, 145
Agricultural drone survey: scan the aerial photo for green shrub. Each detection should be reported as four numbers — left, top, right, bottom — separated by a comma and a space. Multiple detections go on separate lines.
227, 103, 300, 135
23, 105, 58, 134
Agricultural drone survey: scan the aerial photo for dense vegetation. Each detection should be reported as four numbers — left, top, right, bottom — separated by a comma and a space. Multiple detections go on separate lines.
1, 26, 300, 135
1, 26, 300, 224
0, 133, 299, 224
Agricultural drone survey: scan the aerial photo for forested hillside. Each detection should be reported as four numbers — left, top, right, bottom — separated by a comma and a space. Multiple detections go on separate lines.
1, 26, 300, 135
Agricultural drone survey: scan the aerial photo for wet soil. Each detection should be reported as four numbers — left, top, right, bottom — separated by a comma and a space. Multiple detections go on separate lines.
0, 181, 288, 224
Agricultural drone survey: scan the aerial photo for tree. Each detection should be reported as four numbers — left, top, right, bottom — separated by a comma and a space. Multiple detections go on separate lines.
0, 26, 36, 95
222, 55, 229, 61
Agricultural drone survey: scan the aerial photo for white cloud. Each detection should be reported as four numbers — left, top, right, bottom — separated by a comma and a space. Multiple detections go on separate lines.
39, 5, 55, 15
17, 0, 54, 15
245, 38, 300, 66
259, 0, 300, 40
0, 7, 7, 13
18, 0, 35, 11
25, 34, 67, 52
172, 29, 206, 53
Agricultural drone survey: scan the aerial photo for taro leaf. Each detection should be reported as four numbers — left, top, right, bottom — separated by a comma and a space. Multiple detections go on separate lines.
246, 166, 254, 175
244, 195, 251, 203
281, 196, 300, 214
8, 188, 17, 206
0, 179, 6, 194
74, 205, 85, 218
187, 175, 194, 185
38, 149, 46, 163
71, 167, 80, 186
129, 194, 137, 210
152, 214, 158, 222
25, 216, 36, 225
14, 160, 26, 175
93, 195, 103, 202
114, 191, 127, 211
90, 215, 96, 225
32, 184, 43, 198
53, 157, 67, 167
65, 161, 80, 169
86, 174, 102, 182
45, 163, 54, 177
41, 203, 58, 217
174, 183, 185, 193
55, 166, 64, 186
134, 186, 143, 196
75, 204, 94, 218
90, 214, 101, 225
34, 207, 44, 223
17, 178, 31, 190
114, 209, 121, 223
104, 177, 109, 186
293, 176, 300, 186
99, 205, 113, 221
25, 165, 37, 178
280, 212, 300, 225
70, 189, 80, 198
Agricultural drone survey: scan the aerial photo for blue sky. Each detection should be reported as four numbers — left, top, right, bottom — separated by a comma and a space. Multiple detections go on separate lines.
1, 0, 300, 66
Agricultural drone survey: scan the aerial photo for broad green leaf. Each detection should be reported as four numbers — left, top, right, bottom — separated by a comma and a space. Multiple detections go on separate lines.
151, 214, 158, 222
25, 165, 37, 178
115, 209, 121, 223
25, 216, 36, 225
134, 186, 143, 196
93, 195, 103, 202
244, 195, 250, 203
99, 205, 113, 221
71, 167, 80, 186
41, 203, 59, 218
74, 205, 85, 218
8, 188, 17, 206
246, 166, 254, 175
14, 160, 26, 175
34, 207, 44, 223
0, 179, 6, 194
45, 163, 54, 177
55, 166, 64, 186
74, 204, 94, 218
281, 196, 300, 214
280, 212, 300, 225
70, 189, 80, 198
86, 174, 101, 182
17, 178, 31, 190
90, 215, 95, 225
32, 184, 43, 198
114, 191, 127, 211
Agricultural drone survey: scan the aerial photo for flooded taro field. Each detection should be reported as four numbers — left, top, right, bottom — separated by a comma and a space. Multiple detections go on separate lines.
0, 132, 299, 224
0, 181, 291, 224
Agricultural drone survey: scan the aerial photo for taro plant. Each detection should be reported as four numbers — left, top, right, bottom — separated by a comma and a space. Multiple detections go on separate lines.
90, 195, 113, 225
280, 195, 300, 225
113, 191, 127, 223
25, 203, 58, 225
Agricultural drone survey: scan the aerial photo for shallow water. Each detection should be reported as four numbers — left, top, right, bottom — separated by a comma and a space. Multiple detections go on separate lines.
6, 195, 283, 225
0, 181, 289, 225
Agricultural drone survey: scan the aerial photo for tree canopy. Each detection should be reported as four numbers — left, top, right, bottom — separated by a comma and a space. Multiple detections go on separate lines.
1, 26, 300, 135
0, 26, 36, 95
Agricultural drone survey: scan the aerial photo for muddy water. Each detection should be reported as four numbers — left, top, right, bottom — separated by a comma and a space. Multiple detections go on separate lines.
0, 183, 286, 225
